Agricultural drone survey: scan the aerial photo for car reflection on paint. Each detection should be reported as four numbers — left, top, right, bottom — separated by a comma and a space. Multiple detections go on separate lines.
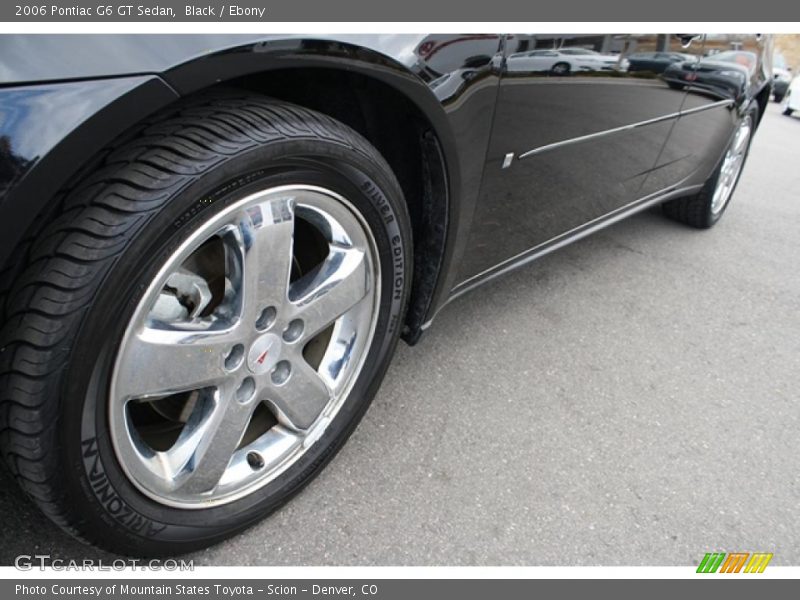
427, 55, 494, 101
626, 51, 694, 74
662, 50, 757, 100
429, 68, 479, 101
507, 47, 628, 76
772, 67, 792, 103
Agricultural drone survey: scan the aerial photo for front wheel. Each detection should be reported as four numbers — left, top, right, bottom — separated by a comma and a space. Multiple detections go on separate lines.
0, 94, 412, 555
662, 105, 756, 228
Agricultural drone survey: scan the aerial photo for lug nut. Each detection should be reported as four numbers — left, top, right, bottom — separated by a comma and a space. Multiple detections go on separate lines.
224, 344, 244, 371
256, 306, 277, 331
235, 376, 256, 403
271, 360, 291, 385
282, 319, 304, 343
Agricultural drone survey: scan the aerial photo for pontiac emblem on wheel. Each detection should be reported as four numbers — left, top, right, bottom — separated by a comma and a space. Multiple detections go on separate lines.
247, 333, 281, 374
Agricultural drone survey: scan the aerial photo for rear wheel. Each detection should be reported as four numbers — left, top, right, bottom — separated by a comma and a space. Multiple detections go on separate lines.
662, 105, 756, 228
0, 94, 412, 555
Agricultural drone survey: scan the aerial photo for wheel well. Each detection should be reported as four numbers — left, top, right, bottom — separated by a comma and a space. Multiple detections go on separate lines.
226, 68, 448, 343
0, 68, 449, 344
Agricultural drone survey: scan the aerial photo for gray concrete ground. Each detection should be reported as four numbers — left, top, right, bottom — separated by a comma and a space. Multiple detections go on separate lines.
1, 102, 798, 566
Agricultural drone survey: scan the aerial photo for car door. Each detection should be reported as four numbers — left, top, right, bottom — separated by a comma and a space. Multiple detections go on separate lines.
455, 34, 689, 284
636, 34, 707, 195
646, 34, 767, 193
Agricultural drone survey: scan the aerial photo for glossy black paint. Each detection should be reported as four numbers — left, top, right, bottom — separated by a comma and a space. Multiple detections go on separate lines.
646, 37, 771, 198
627, 51, 694, 74
663, 51, 756, 101
454, 34, 770, 293
0, 34, 771, 338
458, 34, 685, 283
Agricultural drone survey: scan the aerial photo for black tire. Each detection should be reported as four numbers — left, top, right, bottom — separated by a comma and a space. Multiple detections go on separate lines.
784, 107, 794, 116
773, 93, 785, 103
0, 93, 412, 556
662, 104, 757, 229
551, 62, 571, 76
666, 81, 685, 91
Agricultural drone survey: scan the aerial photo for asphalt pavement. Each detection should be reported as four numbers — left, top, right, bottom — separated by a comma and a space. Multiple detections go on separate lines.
1, 102, 798, 566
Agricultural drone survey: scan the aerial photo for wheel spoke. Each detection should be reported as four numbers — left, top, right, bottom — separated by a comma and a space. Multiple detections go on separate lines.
266, 359, 332, 430
234, 195, 296, 325
171, 380, 256, 495
711, 118, 751, 215
732, 125, 750, 154
288, 247, 369, 340
115, 328, 235, 400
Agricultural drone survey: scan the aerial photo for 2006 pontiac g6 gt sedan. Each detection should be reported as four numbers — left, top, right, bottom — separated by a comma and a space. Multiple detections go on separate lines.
0, 34, 771, 555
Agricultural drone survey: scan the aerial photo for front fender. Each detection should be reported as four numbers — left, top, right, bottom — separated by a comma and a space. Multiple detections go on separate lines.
0, 34, 502, 327
0, 76, 179, 270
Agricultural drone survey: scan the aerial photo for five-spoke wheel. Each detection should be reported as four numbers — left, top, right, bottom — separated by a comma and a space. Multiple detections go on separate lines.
111, 186, 379, 507
0, 95, 411, 554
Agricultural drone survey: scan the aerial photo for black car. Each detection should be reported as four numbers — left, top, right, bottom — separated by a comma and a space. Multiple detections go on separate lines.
772, 70, 791, 102
0, 34, 771, 555
627, 51, 694, 73
662, 50, 759, 99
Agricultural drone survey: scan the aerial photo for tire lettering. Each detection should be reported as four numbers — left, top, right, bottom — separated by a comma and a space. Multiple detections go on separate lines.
81, 438, 168, 537
361, 181, 396, 225
391, 236, 404, 301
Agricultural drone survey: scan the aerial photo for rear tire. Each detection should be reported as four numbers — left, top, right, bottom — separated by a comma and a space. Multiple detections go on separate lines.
662, 104, 757, 229
783, 107, 794, 116
0, 93, 412, 556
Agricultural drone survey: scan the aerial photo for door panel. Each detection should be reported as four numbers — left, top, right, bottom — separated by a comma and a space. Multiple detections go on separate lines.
456, 34, 688, 285
648, 34, 765, 191
636, 34, 705, 195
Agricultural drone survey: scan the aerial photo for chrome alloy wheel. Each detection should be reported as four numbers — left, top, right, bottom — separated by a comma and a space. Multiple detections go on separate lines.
710, 115, 752, 215
109, 185, 380, 508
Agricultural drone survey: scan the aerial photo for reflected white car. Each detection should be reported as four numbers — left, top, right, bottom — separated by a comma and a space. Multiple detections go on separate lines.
507, 47, 628, 75
782, 77, 800, 116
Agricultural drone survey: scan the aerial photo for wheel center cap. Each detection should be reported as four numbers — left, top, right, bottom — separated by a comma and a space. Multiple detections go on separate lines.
247, 333, 281, 374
